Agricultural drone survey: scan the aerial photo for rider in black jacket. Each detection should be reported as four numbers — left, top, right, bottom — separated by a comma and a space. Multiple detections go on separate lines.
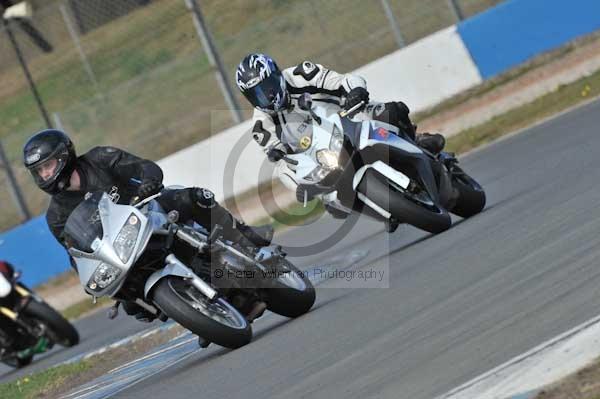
23, 129, 273, 321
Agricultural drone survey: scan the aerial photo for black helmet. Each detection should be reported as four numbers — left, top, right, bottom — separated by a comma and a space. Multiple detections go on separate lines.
236, 53, 289, 113
23, 129, 76, 195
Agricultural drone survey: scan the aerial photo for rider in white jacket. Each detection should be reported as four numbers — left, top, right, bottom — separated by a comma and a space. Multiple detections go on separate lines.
236, 53, 445, 229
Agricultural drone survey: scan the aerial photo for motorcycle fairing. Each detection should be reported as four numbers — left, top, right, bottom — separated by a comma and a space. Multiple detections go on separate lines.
356, 123, 443, 205
69, 193, 153, 297
0, 274, 10, 298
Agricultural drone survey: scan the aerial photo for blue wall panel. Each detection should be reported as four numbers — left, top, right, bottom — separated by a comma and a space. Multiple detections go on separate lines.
458, 0, 600, 79
0, 216, 70, 287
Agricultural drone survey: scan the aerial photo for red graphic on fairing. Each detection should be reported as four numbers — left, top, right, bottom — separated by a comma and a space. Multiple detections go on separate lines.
377, 127, 389, 139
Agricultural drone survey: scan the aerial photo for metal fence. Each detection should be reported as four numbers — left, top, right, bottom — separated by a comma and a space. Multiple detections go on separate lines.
0, 0, 504, 230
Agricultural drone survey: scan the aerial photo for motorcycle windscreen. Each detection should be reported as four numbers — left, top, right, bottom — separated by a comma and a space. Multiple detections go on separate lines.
64, 191, 104, 253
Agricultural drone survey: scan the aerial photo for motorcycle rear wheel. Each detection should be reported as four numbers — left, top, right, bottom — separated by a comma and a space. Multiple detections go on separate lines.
451, 170, 486, 218
264, 259, 316, 318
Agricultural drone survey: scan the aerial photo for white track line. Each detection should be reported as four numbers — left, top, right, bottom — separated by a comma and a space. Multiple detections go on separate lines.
437, 313, 600, 399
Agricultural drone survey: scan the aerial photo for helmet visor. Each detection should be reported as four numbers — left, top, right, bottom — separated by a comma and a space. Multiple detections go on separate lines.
243, 71, 287, 112
27, 146, 69, 190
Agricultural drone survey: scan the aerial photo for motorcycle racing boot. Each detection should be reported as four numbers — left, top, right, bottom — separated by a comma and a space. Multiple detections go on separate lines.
236, 221, 274, 247
416, 133, 445, 154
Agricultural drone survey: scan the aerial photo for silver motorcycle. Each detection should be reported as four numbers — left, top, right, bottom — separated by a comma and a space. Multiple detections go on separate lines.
65, 190, 315, 349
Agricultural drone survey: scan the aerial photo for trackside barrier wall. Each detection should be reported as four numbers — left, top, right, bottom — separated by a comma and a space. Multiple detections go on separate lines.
0, 216, 70, 287
457, 0, 600, 79
354, 26, 482, 111
3, 0, 600, 285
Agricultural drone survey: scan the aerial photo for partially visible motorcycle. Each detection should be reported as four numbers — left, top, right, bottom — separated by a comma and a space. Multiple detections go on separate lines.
268, 94, 486, 233
0, 264, 79, 368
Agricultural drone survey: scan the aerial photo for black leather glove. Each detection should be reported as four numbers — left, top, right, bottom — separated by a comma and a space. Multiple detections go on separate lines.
267, 148, 286, 162
137, 179, 163, 199
296, 185, 311, 203
296, 184, 324, 203
344, 87, 369, 111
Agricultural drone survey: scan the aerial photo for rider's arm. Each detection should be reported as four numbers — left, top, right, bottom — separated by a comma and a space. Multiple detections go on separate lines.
284, 61, 367, 97
251, 111, 288, 162
89, 146, 164, 184
46, 203, 68, 249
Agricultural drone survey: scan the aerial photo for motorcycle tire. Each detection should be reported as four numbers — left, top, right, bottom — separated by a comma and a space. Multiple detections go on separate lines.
22, 300, 79, 347
264, 259, 316, 318
151, 277, 252, 349
358, 169, 451, 234
451, 172, 486, 218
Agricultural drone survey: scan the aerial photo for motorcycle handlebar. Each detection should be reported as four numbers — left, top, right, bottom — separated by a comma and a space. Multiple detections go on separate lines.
339, 101, 366, 118
128, 178, 163, 208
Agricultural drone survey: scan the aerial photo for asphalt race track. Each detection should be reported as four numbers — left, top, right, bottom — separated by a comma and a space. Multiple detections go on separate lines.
5, 98, 600, 398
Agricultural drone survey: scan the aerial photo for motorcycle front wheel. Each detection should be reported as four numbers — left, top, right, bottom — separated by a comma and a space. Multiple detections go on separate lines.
22, 300, 80, 347
151, 277, 252, 349
358, 169, 451, 234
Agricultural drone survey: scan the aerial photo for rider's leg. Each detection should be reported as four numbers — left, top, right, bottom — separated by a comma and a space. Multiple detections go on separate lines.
365, 101, 446, 154
157, 188, 273, 247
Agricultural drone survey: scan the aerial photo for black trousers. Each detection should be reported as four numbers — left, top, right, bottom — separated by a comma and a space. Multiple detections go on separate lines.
155, 187, 239, 240
368, 102, 417, 139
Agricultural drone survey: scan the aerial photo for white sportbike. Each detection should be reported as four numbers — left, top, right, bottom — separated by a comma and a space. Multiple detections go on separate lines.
275, 95, 486, 233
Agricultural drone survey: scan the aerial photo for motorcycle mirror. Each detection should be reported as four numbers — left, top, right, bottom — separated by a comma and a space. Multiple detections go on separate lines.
298, 93, 313, 111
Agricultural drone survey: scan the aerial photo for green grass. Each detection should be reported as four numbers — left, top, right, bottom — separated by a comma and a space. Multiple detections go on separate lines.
60, 296, 113, 321
446, 70, 600, 154
269, 200, 325, 231
0, 361, 90, 399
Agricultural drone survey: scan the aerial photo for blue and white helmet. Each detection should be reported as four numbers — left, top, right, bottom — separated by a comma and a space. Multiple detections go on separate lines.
236, 53, 289, 113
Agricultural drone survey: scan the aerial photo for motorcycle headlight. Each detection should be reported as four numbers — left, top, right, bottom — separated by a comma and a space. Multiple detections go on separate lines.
304, 166, 329, 182
113, 214, 141, 263
329, 125, 343, 153
316, 149, 339, 170
88, 263, 122, 291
